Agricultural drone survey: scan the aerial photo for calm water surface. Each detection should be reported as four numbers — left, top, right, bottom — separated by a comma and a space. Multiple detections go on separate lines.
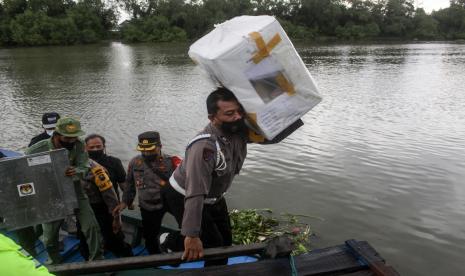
1, 42, 465, 275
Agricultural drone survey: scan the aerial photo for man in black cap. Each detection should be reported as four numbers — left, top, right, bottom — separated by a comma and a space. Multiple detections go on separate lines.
29, 112, 61, 147
114, 131, 184, 254
15, 111, 60, 256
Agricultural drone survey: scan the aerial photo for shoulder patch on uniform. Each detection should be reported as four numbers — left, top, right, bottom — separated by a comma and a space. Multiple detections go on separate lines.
203, 148, 215, 162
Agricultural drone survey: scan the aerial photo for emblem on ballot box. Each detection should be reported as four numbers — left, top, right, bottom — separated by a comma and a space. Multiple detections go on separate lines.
17, 183, 36, 197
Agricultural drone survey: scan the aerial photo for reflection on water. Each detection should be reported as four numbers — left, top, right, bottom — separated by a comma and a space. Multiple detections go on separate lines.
1, 42, 465, 275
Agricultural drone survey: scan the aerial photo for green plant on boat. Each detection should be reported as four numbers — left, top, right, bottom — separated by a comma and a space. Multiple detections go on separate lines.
229, 208, 313, 255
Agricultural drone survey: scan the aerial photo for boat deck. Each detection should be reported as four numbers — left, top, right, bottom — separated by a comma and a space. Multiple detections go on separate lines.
48, 240, 399, 276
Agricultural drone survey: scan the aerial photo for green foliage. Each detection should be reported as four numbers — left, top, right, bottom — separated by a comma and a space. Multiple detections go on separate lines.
2, 0, 465, 46
336, 22, 380, 39
0, 0, 116, 46
279, 19, 317, 41
117, 0, 464, 43
229, 208, 312, 255
433, 1, 465, 39
120, 15, 187, 43
412, 8, 439, 39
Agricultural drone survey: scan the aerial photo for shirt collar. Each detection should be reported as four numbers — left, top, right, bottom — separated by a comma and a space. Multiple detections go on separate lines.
207, 123, 232, 145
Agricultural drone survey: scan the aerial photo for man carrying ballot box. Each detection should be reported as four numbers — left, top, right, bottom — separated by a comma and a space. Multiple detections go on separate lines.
169, 87, 249, 266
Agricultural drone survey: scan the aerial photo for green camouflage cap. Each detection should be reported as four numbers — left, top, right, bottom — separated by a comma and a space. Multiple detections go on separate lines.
55, 117, 86, 137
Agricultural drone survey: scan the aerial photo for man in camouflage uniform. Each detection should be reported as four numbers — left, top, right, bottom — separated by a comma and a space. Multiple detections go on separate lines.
25, 117, 103, 264
80, 159, 133, 257
170, 87, 249, 266
114, 131, 183, 254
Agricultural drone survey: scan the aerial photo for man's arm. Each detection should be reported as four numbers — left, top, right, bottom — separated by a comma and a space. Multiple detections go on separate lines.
92, 165, 119, 214
73, 140, 90, 181
93, 167, 122, 233
24, 141, 45, 155
181, 140, 216, 237
114, 159, 136, 216
181, 140, 216, 261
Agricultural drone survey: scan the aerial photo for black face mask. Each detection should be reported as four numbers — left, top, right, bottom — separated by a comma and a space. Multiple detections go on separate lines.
221, 118, 248, 135
60, 140, 76, 151
142, 154, 158, 162
88, 150, 104, 160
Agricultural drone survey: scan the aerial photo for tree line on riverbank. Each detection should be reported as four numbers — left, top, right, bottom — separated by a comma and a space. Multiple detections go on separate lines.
1, 0, 465, 47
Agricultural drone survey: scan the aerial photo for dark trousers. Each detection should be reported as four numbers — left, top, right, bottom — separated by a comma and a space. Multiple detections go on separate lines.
141, 184, 185, 254
79, 203, 133, 259
166, 188, 232, 267
15, 225, 42, 257
200, 198, 232, 266
91, 203, 133, 257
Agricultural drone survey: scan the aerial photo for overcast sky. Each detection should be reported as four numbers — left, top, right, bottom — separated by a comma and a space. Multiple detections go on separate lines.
421, 0, 450, 13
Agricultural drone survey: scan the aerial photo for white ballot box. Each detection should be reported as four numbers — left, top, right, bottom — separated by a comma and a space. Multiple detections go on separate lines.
189, 15, 322, 140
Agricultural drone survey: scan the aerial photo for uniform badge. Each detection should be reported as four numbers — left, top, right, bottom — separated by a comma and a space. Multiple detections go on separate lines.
65, 124, 77, 133
203, 148, 215, 162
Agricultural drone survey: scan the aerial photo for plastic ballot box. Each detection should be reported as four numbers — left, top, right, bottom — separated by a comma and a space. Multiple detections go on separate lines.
189, 15, 322, 140
0, 149, 78, 230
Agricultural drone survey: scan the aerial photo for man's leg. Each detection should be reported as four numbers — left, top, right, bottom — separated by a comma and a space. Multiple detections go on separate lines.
210, 198, 232, 247
159, 184, 186, 252
15, 226, 37, 257
163, 184, 185, 228
202, 198, 231, 266
42, 219, 64, 264
140, 208, 164, 254
76, 198, 103, 261
75, 215, 90, 261
92, 203, 133, 257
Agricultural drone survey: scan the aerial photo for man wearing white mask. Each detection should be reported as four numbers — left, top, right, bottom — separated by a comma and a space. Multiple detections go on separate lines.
28, 112, 61, 147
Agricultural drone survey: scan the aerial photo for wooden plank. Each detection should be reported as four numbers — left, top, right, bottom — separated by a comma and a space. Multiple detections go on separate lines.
172, 243, 370, 276
48, 243, 267, 275
345, 240, 400, 276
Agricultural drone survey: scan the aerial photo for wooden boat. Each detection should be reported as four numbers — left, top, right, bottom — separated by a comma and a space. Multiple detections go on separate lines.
47, 239, 399, 275
45, 210, 399, 276
1, 150, 399, 275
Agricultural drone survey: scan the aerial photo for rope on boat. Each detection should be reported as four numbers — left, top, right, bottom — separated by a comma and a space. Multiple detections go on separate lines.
289, 255, 298, 276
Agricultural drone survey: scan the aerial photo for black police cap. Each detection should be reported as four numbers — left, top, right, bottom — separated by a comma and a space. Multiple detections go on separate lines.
137, 131, 161, 151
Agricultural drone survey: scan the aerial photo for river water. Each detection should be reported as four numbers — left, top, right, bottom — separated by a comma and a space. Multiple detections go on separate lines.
1, 42, 464, 275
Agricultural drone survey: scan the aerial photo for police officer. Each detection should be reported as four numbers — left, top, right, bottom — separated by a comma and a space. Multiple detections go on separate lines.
80, 159, 133, 257
114, 131, 184, 254
25, 117, 103, 264
29, 112, 60, 147
170, 87, 248, 266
